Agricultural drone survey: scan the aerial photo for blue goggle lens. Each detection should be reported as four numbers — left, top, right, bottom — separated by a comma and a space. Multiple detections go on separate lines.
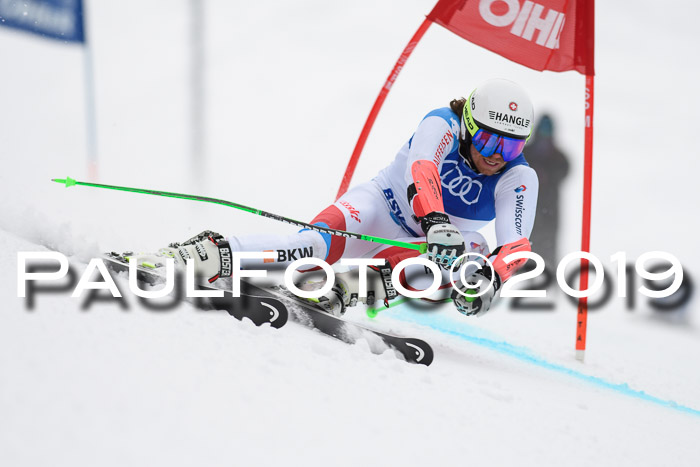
471, 129, 526, 162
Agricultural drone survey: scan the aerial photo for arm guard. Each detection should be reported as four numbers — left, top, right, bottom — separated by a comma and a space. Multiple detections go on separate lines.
408, 160, 444, 219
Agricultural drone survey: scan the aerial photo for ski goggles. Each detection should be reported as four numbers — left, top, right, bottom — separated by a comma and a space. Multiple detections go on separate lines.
462, 94, 529, 162
470, 129, 527, 162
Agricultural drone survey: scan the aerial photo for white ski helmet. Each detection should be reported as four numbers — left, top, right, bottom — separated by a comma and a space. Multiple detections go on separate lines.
460, 78, 534, 162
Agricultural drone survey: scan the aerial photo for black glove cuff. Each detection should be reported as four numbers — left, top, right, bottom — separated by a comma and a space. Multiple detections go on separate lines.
420, 211, 450, 234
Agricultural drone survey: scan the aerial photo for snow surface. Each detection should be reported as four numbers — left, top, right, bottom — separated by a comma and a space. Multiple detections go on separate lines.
2, 1, 700, 466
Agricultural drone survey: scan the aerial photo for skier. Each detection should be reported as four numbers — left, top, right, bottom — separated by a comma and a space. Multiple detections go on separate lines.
160, 78, 539, 317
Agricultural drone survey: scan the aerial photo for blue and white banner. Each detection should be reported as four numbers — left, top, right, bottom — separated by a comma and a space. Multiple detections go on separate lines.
0, 0, 84, 43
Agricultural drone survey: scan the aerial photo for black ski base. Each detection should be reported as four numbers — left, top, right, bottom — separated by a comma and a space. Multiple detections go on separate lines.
266, 286, 434, 366
102, 253, 433, 365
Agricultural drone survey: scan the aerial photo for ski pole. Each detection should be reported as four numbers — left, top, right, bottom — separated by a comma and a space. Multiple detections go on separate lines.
52, 176, 428, 254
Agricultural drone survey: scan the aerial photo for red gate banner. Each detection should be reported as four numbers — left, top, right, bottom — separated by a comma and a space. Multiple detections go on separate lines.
427, 0, 594, 74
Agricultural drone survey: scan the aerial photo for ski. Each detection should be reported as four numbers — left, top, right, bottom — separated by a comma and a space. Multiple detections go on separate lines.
102, 252, 288, 328
261, 285, 434, 366
102, 252, 433, 365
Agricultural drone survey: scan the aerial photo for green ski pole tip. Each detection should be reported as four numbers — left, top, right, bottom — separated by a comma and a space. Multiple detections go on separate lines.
52, 177, 76, 187
366, 308, 379, 319
464, 289, 477, 302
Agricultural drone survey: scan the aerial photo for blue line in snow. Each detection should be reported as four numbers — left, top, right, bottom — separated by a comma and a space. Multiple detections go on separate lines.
393, 310, 700, 418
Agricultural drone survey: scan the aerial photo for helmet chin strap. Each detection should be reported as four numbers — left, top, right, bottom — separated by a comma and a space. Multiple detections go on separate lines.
458, 117, 479, 172
458, 140, 479, 172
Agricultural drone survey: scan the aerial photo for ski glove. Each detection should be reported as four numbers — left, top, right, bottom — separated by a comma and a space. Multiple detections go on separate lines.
425, 223, 466, 269
420, 210, 450, 233
421, 211, 466, 268
452, 266, 502, 316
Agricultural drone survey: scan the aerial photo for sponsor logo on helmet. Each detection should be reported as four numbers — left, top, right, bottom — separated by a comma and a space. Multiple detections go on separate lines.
514, 185, 527, 193
509, 102, 518, 111
464, 96, 477, 133
465, 114, 475, 132
470, 241, 481, 249
488, 111, 531, 128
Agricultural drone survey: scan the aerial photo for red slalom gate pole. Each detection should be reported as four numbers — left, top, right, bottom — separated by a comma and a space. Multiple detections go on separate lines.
576, 74, 595, 362
335, 18, 432, 200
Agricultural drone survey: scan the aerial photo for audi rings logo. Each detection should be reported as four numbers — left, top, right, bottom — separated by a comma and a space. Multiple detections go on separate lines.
441, 160, 483, 205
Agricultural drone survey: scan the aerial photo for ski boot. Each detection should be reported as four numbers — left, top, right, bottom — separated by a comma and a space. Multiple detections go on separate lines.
157, 230, 234, 283
295, 262, 398, 317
